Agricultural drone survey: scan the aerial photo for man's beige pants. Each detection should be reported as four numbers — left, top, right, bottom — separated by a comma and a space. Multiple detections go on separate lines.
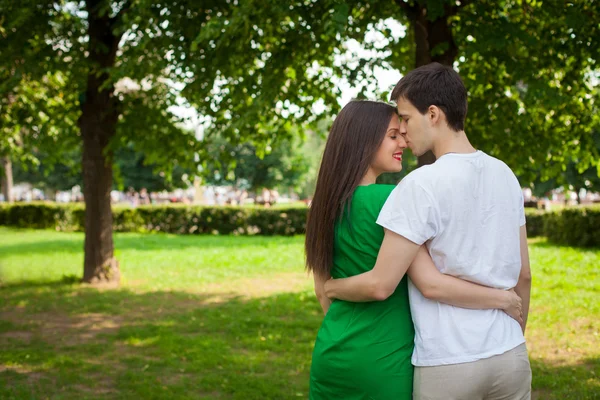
413, 343, 532, 400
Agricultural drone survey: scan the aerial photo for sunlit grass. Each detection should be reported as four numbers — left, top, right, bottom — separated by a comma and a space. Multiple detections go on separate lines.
0, 228, 598, 399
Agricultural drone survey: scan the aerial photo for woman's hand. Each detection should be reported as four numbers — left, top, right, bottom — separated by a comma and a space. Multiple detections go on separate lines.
502, 289, 523, 326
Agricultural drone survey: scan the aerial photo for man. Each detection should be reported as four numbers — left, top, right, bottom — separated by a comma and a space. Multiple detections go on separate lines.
324, 63, 532, 399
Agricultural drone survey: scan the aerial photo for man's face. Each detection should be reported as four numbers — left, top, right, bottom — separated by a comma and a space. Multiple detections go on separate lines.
396, 97, 433, 157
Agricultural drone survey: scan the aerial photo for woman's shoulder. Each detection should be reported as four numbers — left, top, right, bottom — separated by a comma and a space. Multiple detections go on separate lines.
355, 184, 396, 198
354, 184, 396, 209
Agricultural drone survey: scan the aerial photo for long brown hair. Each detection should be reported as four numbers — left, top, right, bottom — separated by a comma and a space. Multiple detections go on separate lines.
305, 100, 397, 278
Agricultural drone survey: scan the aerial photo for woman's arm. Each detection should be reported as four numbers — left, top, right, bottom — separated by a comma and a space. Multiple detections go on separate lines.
313, 272, 332, 315
408, 246, 523, 324
325, 230, 420, 301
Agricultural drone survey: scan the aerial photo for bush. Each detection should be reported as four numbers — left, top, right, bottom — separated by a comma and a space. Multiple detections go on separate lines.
524, 209, 547, 238
0, 202, 308, 236
0, 203, 84, 231
544, 206, 600, 247
1, 203, 598, 246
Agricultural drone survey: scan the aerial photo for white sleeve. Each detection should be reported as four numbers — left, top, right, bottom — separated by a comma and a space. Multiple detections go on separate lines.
376, 178, 439, 245
511, 172, 526, 227
518, 188, 526, 227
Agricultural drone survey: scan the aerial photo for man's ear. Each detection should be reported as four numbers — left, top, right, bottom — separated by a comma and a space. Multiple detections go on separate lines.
428, 105, 442, 126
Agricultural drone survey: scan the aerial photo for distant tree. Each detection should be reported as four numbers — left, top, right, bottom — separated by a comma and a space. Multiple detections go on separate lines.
13, 151, 82, 196
529, 131, 600, 203
203, 132, 310, 194
113, 145, 190, 193
13, 145, 190, 197
0, 73, 77, 202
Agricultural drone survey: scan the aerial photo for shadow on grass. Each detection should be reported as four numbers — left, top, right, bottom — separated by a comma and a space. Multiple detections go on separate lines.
1, 279, 598, 400
531, 357, 600, 400
0, 278, 319, 400
0, 229, 303, 257
0, 274, 81, 290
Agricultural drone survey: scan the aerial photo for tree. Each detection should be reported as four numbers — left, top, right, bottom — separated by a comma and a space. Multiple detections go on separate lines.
0, 73, 77, 202
203, 132, 311, 194
202, 0, 599, 180
113, 145, 190, 193
12, 151, 82, 196
0, 157, 13, 202
297, 119, 330, 199
12, 145, 189, 196
529, 131, 600, 203
1, 1, 276, 283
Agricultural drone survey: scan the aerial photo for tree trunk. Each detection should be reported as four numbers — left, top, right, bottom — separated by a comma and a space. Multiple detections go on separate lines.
1, 156, 14, 202
403, 3, 460, 167
80, 0, 123, 284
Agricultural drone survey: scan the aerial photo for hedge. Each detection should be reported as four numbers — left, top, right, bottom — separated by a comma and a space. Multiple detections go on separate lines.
1, 203, 598, 246
0, 202, 307, 236
544, 206, 600, 247
0, 203, 85, 231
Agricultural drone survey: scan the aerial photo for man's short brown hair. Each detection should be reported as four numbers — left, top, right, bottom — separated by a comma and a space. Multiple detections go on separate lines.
390, 63, 468, 132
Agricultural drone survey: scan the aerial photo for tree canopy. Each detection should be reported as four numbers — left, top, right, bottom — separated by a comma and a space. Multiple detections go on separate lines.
1, 0, 599, 283
202, 0, 600, 180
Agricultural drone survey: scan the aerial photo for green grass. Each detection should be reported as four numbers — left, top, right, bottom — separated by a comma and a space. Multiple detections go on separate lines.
1, 228, 599, 399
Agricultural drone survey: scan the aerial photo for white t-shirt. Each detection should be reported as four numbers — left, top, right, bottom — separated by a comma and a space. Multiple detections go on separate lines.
377, 151, 526, 366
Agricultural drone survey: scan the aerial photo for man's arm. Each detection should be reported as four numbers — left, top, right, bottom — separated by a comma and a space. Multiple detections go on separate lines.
514, 225, 532, 332
313, 272, 332, 315
408, 246, 523, 324
324, 229, 420, 302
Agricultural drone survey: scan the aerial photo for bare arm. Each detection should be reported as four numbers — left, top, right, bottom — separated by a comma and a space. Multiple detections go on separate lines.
324, 229, 420, 302
514, 225, 532, 332
313, 272, 332, 315
408, 246, 523, 323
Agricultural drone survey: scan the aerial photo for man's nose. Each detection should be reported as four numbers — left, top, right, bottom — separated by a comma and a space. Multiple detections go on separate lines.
399, 120, 407, 134
398, 136, 408, 149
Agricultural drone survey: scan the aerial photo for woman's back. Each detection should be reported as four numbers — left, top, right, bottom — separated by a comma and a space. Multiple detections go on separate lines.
309, 185, 415, 400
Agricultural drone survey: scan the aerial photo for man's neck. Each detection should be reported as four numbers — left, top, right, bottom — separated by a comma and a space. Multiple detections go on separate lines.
432, 130, 477, 158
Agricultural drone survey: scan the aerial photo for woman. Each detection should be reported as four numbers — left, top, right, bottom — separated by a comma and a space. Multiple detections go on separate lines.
305, 101, 522, 399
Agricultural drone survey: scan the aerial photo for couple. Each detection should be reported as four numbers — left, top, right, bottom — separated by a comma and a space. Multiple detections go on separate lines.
305, 63, 532, 400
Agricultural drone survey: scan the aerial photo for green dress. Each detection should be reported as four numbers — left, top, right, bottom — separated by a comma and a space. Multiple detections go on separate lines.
309, 185, 415, 400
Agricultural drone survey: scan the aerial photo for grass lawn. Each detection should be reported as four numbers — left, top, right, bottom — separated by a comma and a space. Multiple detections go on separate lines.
0, 227, 598, 399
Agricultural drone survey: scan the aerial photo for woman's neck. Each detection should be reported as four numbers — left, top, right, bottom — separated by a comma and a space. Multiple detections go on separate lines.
359, 168, 378, 186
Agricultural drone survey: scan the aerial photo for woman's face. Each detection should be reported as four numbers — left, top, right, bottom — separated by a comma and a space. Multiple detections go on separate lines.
371, 114, 407, 174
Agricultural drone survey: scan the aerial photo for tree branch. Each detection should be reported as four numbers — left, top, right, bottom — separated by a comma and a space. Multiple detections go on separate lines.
393, 0, 419, 20
111, 0, 134, 28
456, 0, 473, 11
442, 0, 473, 19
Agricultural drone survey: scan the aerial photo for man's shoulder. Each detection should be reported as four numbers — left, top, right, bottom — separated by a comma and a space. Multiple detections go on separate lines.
399, 161, 445, 190
482, 153, 521, 183
403, 162, 439, 180
481, 152, 514, 171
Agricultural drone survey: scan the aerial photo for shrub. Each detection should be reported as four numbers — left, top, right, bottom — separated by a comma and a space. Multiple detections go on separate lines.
0, 202, 308, 236
544, 206, 600, 247
524, 209, 547, 238
1, 203, 598, 246
0, 203, 83, 231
